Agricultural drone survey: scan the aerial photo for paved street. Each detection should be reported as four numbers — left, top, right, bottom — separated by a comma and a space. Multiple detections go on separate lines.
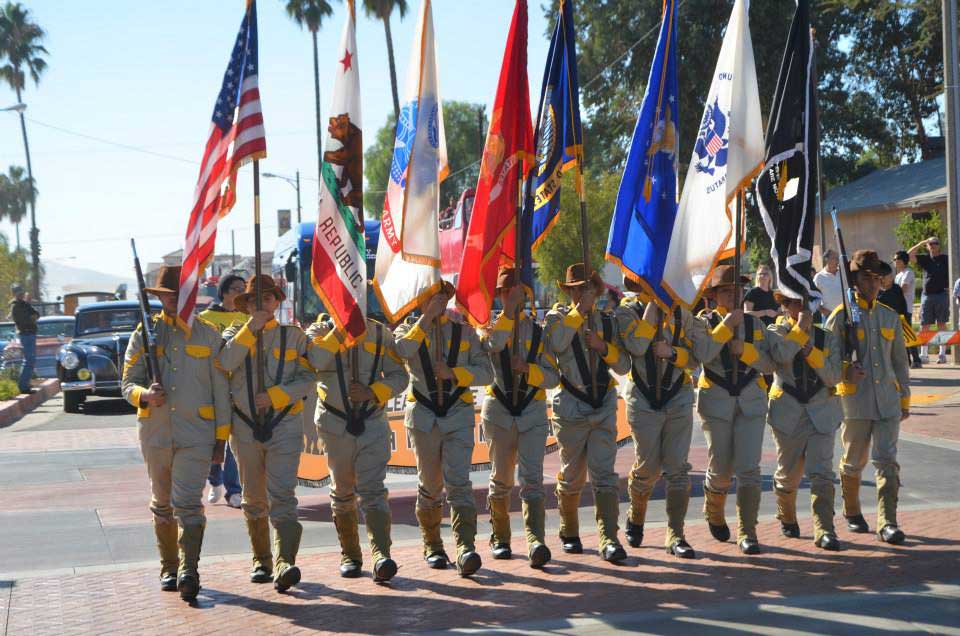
1, 365, 959, 635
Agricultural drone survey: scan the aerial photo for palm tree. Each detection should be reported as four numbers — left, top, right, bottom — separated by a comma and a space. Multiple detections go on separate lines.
362, 0, 408, 123
0, 1, 47, 299
0, 166, 34, 251
283, 0, 336, 187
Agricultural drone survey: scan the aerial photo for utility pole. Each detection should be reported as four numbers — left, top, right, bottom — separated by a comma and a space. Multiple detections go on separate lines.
295, 170, 302, 224
943, 0, 959, 361
231, 230, 237, 268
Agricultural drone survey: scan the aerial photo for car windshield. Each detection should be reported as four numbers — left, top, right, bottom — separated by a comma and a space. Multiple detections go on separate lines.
76, 309, 141, 336
0, 324, 15, 340
38, 320, 74, 338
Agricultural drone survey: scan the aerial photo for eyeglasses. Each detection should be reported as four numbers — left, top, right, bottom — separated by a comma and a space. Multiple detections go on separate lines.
228, 284, 246, 293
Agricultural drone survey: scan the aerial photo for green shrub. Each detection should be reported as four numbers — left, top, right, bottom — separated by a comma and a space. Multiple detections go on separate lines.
0, 378, 19, 401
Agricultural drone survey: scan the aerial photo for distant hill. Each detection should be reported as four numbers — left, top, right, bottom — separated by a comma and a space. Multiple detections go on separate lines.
42, 260, 136, 302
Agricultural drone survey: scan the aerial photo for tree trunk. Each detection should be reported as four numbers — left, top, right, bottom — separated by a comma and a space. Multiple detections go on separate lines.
384, 17, 400, 124
15, 83, 41, 300
15, 223, 20, 251
312, 29, 324, 187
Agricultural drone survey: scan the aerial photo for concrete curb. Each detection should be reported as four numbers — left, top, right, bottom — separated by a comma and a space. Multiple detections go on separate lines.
0, 379, 60, 428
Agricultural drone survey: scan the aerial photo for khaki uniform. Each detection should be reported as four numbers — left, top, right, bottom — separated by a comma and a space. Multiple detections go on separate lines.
479, 310, 560, 551
766, 316, 844, 541
614, 298, 723, 547
122, 313, 231, 581
219, 319, 315, 577
304, 318, 408, 566
394, 314, 494, 560
695, 309, 778, 542
544, 304, 631, 551
825, 297, 910, 529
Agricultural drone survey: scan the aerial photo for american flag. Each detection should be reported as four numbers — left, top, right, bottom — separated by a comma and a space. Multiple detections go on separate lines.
705, 131, 723, 156
177, 0, 266, 330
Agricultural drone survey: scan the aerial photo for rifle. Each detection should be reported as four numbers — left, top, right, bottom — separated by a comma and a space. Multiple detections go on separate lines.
130, 239, 161, 385
829, 207, 862, 363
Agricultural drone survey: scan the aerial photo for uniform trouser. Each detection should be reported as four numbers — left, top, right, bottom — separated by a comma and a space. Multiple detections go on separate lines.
771, 414, 837, 539
319, 423, 391, 516
141, 442, 212, 528
483, 418, 548, 503
627, 402, 693, 545
231, 419, 303, 525
839, 416, 901, 528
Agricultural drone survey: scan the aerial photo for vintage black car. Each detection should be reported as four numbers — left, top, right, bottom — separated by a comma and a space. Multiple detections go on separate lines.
57, 300, 160, 413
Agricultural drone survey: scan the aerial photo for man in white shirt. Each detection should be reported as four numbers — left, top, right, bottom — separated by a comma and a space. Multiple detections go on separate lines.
814, 250, 843, 319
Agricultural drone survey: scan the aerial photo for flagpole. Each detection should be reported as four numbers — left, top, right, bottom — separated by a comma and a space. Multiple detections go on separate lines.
811, 31, 827, 259
512, 168, 524, 409
253, 160, 267, 424
732, 190, 743, 386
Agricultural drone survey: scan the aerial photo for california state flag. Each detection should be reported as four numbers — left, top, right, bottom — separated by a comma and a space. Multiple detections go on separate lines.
311, 2, 365, 343
373, 0, 448, 323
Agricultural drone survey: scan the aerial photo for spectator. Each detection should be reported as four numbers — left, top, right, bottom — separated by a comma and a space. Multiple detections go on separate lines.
198, 274, 247, 508
893, 251, 922, 368
744, 264, 779, 326
8, 284, 38, 394
879, 267, 909, 321
813, 249, 843, 320
908, 237, 950, 364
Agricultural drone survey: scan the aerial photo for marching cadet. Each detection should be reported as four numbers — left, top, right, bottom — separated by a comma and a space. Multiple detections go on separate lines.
121, 265, 231, 601
766, 290, 843, 551
304, 311, 408, 582
394, 281, 494, 576
696, 265, 778, 555
218, 275, 316, 592
478, 266, 560, 568
614, 278, 724, 559
824, 251, 911, 545
545, 263, 631, 563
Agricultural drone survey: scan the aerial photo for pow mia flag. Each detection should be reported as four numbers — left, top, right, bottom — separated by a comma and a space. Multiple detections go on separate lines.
756, 0, 821, 302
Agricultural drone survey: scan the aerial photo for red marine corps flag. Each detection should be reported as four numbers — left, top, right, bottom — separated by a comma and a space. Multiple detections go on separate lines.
455, 0, 533, 326
177, 0, 266, 331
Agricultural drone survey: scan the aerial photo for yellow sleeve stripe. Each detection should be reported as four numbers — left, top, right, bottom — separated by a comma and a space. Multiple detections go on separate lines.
805, 348, 825, 369
526, 364, 545, 388
130, 386, 145, 407
901, 396, 910, 408
602, 343, 620, 365
493, 314, 515, 333
563, 308, 584, 330
235, 324, 257, 350
370, 381, 393, 406
312, 331, 340, 353
452, 367, 474, 388
786, 324, 809, 347
740, 342, 759, 366
215, 424, 231, 441
633, 319, 656, 341
403, 323, 428, 344
711, 322, 733, 344
137, 405, 151, 419
673, 347, 689, 368
267, 385, 291, 410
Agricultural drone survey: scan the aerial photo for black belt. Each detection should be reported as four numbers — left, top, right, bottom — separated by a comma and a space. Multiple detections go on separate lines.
412, 387, 468, 418
780, 381, 824, 405
560, 376, 608, 410
322, 400, 377, 428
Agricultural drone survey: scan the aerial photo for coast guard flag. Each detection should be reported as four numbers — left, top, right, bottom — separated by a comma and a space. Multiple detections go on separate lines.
605, 0, 679, 307
455, 0, 533, 326
756, 0, 821, 302
373, 0, 448, 322
310, 1, 366, 344
661, 0, 763, 308
528, 0, 582, 251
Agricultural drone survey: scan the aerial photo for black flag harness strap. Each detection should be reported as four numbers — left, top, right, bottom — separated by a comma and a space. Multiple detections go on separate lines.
702, 313, 758, 397
324, 323, 384, 437
412, 321, 467, 418
781, 325, 826, 404
560, 313, 614, 410
629, 304, 685, 410
492, 319, 544, 417
235, 326, 295, 443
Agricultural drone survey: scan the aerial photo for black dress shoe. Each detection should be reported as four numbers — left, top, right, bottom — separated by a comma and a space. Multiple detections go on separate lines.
160, 573, 177, 592
373, 558, 397, 582
339, 559, 362, 578
624, 521, 644, 548
815, 534, 841, 551
560, 535, 583, 554
491, 542, 512, 560
846, 514, 869, 533
708, 522, 731, 543
528, 542, 551, 568
177, 573, 200, 601
601, 543, 627, 563
667, 539, 696, 559
878, 524, 906, 545
425, 550, 449, 569
780, 521, 801, 538
457, 551, 482, 577
739, 538, 761, 555
250, 565, 273, 584
274, 565, 301, 592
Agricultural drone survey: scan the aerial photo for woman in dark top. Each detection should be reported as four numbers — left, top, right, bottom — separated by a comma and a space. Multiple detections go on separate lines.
744, 265, 779, 326
879, 268, 910, 320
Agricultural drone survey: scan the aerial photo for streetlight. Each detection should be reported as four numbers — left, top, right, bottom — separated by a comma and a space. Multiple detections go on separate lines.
262, 171, 302, 224
3, 101, 41, 301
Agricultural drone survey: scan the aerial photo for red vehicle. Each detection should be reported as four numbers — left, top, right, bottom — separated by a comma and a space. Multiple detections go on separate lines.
438, 188, 475, 282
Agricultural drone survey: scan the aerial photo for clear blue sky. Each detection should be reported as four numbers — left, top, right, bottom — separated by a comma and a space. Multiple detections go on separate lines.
0, 1, 553, 280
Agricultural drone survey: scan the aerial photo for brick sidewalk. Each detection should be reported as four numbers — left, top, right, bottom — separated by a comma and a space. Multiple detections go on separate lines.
3, 506, 957, 636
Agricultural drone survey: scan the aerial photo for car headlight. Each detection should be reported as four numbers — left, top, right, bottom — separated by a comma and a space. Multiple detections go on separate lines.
61, 350, 81, 370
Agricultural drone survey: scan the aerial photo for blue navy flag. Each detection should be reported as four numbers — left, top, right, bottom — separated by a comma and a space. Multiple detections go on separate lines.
526, 0, 583, 255
605, 0, 679, 307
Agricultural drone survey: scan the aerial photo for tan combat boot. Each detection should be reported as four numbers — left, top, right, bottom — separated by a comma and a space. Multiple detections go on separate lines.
841, 474, 869, 533
363, 507, 397, 582
416, 506, 448, 569
557, 488, 583, 554
273, 519, 303, 592
703, 487, 730, 542
522, 497, 551, 568
246, 516, 273, 583
736, 485, 762, 554
451, 506, 481, 576
664, 487, 695, 558
876, 471, 905, 545
333, 509, 363, 578
594, 489, 626, 563
625, 485, 650, 548
488, 496, 512, 559
177, 523, 205, 601
154, 519, 179, 591
810, 483, 840, 551
775, 488, 800, 538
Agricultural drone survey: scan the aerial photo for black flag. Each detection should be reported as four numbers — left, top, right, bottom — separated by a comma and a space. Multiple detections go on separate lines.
756, 0, 820, 302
